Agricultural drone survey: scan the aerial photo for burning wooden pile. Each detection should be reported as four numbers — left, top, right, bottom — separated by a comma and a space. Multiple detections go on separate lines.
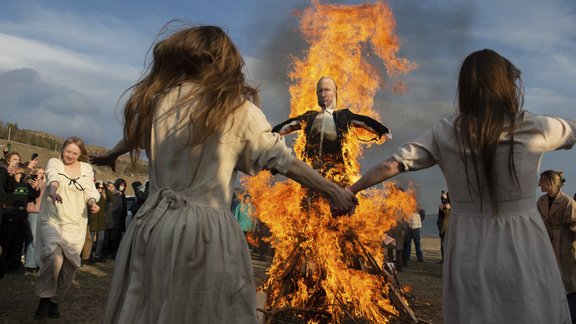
258, 232, 419, 323
245, 172, 420, 323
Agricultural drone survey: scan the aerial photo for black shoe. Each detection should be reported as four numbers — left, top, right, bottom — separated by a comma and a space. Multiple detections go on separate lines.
34, 298, 50, 320
48, 300, 60, 318
418, 258, 424, 262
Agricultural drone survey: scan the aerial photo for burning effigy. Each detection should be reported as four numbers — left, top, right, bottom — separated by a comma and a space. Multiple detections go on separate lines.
244, 1, 420, 322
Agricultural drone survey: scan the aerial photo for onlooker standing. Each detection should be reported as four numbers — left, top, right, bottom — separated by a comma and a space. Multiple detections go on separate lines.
404, 209, 424, 263
115, 178, 128, 235
103, 181, 117, 259
24, 167, 46, 272
230, 190, 241, 213
233, 194, 256, 238
436, 190, 451, 263
537, 170, 576, 321
384, 216, 406, 270
104, 180, 125, 260
89, 181, 107, 262
34, 137, 100, 319
0, 156, 40, 277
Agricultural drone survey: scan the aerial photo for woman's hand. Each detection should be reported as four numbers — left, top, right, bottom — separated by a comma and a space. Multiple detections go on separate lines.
330, 187, 358, 216
50, 192, 63, 204
28, 178, 39, 190
89, 153, 118, 172
89, 139, 129, 172
88, 201, 100, 214
27, 158, 38, 170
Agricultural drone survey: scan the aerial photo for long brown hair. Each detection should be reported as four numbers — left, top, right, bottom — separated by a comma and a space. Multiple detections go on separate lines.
123, 22, 260, 162
455, 49, 524, 213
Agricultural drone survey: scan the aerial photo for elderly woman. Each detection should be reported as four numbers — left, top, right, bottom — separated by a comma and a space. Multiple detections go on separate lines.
34, 137, 100, 319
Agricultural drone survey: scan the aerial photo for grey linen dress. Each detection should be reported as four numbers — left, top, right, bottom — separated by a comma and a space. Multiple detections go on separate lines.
393, 112, 576, 324
104, 85, 294, 324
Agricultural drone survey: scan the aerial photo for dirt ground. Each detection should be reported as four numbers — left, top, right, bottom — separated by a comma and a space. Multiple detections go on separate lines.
0, 238, 443, 323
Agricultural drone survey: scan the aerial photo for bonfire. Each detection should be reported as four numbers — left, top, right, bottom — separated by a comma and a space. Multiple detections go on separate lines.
244, 1, 421, 322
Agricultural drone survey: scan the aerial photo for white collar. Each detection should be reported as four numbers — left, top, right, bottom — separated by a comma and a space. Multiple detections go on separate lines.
321, 100, 336, 114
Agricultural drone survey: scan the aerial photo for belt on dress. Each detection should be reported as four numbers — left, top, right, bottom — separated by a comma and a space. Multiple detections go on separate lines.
135, 188, 186, 242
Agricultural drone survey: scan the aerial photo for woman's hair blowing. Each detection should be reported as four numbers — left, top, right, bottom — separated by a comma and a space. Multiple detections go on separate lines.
122, 23, 259, 163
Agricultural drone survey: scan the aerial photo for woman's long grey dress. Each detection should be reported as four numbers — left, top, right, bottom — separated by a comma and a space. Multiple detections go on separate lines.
393, 112, 576, 324
104, 85, 294, 323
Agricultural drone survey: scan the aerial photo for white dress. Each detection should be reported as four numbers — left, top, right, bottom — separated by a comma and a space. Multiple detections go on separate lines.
393, 112, 576, 324
104, 85, 294, 324
36, 158, 100, 268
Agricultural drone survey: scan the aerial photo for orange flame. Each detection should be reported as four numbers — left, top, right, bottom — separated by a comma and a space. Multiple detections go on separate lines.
246, 231, 261, 248
246, 1, 417, 322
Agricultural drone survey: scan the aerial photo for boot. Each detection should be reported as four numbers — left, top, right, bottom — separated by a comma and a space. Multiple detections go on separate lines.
48, 300, 60, 318
34, 298, 50, 320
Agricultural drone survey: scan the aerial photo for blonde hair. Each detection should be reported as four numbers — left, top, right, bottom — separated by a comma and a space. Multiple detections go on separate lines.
539, 170, 565, 192
61, 137, 89, 162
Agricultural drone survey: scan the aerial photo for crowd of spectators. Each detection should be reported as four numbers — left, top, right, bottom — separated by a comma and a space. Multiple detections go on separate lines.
0, 145, 149, 278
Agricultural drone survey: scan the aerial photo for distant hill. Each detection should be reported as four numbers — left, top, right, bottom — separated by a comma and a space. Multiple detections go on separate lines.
0, 123, 148, 195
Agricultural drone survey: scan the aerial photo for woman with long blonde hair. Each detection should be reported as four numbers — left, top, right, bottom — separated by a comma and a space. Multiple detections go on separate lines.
92, 24, 357, 323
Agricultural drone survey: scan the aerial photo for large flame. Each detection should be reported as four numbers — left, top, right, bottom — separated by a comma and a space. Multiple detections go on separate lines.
245, 1, 417, 322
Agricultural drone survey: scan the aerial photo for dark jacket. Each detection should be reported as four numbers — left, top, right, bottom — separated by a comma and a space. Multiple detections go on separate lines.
273, 109, 389, 163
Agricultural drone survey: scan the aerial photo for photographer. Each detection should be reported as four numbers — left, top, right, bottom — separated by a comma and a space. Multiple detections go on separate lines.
0, 154, 40, 277
24, 167, 46, 272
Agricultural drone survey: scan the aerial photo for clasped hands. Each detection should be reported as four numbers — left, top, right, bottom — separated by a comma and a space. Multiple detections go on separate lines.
330, 188, 358, 217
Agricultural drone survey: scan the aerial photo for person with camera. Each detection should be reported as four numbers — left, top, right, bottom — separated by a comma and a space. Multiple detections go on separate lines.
0, 153, 41, 278
24, 167, 45, 272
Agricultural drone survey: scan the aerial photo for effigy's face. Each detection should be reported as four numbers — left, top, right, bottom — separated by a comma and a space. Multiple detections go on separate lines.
316, 79, 336, 108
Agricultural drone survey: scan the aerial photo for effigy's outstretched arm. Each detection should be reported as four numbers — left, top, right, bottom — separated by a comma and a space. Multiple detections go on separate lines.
350, 112, 392, 140
272, 111, 316, 135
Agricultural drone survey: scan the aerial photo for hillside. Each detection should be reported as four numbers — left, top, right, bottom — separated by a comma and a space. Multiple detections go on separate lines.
1, 138, 148, 195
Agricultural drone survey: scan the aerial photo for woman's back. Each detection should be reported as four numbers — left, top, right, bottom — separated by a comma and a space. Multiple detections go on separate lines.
146, 84, 293, 209
410, 111, 576, 212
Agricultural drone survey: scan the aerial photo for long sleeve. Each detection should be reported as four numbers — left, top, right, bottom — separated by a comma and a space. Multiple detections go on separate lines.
236, 105, 295, 175
349, 110, 391, 137
81, 162, 100, 204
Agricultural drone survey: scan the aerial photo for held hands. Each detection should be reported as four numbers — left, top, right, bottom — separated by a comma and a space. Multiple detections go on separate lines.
330, 187, 358, 216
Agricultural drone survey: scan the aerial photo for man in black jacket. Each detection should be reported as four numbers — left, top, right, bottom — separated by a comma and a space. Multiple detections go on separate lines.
273, 76, 391, 187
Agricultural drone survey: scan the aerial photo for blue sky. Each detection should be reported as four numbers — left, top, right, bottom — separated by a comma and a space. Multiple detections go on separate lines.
1, 0, 575, 213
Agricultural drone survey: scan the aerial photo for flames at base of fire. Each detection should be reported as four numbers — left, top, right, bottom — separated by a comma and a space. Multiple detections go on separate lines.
244, 172, 417, 322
